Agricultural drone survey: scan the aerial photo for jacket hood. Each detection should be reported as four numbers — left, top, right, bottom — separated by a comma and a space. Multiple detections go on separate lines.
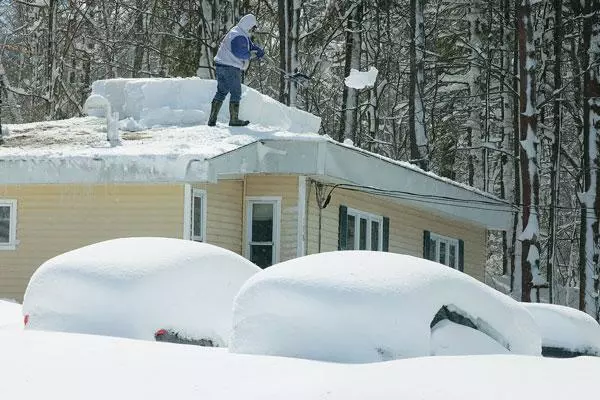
237, 14, 257, 33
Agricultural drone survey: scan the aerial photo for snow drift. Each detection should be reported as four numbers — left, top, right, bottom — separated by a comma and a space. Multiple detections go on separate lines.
0, 299, 22, 331
89, 78, 321, 134
230, 251, 542, 362
23, 237, 260, 345
0, 329, 598, 400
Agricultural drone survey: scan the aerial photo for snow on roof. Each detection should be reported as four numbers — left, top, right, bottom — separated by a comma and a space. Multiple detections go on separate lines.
0, 329, 598, 400
23, 237, 260, 344
0, 77, 507, 212
1, 78, 322, 159
230, 251, 541, 362
523, 303, 600, 355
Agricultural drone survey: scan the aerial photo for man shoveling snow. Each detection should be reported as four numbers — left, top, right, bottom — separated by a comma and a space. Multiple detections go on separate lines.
208, 14, 265, 127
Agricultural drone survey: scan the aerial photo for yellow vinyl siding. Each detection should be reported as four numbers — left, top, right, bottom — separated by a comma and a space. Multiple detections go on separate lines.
193, 180, 243, 254
306, 184, 487, 281
0, 184, 184, 301
244, 175, 299, 262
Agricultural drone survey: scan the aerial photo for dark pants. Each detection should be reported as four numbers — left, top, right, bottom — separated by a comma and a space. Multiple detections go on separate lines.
213, 64, 242, 104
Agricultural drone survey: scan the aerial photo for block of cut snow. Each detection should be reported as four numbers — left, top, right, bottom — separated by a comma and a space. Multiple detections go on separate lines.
23, 238, 260, 345
90, 78, 320, 133
230, 251, 541, 362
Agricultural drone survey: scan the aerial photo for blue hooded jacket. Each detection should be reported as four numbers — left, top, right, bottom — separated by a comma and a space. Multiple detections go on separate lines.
214, 14, 264, 71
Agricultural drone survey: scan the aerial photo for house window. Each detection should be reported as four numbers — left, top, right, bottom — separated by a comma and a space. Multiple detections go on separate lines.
0, 200, 17, 250
423, 231, 464, 271
246, 197, 280, 268
191, 189, 207, 242
339, 205, 389, 251
184, 185, 206, 242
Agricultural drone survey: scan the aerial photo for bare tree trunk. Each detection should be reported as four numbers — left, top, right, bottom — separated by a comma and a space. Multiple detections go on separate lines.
339, 2, 362, 142
518, 0, 543, 302
46, 0, 57, 118
409, 0, 428, 170
579, 0, 600, 317
547, 0, 563, 304
132, 0, 145, 77
289, 0, 301, 107
467, 0, 484, 189
511, 0, 522, 297
501, 0, 512, 277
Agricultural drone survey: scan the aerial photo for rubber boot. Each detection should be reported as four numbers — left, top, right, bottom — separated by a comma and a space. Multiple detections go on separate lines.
228, 102, 249, 126
207, 100, 223, 127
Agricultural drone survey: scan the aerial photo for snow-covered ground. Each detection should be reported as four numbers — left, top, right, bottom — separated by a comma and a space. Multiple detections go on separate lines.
523, 303, 600, 356
0, 329, 598, 400
23, 238, 259, 345
0, 299, 22, 331
230, 251, 541, 362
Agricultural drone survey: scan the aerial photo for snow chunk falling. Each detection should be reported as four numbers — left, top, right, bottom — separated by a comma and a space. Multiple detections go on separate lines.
344, 67, 378, 89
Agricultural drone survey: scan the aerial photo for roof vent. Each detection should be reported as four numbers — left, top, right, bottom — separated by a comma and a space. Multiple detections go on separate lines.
83, 94, 121, 147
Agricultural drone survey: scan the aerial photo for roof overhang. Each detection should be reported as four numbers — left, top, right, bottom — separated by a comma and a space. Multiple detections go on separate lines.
208, 139, 514, 230
0, 154, 210, 184
0, 138, 513, 230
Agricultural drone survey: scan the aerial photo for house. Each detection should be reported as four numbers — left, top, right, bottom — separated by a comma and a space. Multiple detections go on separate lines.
0, 78, 512, 301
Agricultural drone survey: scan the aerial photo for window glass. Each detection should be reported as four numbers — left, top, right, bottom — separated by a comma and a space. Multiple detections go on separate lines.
439, 241, 447, 264
347, 214, 356, 250
252, 203, 273, 242
192, 195, 203, 239
429, 238, 437, 260
359, 218, 367, 250
0, 206, 10, 243
428, 232, 460, 269
371, 221, 380, 251
250, 245, 273, 269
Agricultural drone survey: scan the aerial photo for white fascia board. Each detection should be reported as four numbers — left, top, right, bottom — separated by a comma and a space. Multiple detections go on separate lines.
208, 140, 322, 178
0, 155, 210, 184
208, 139, 512, 230
321, 142, 513, 230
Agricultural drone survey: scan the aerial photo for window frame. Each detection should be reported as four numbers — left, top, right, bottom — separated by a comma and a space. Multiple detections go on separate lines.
428, 232, 459, 269
245, 196, 281, 268
0, 199, 17, 251
183, 185, 207, 242
345, 207, 384, 251
191, 188, 207, 242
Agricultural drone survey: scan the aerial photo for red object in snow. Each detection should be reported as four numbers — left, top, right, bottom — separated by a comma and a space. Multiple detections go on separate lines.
155, 328, 167, 337
23, 314, 29, 326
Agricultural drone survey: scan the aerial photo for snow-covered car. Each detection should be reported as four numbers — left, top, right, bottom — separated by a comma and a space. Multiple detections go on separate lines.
523, 303, 600, 357
230, 251, 542, 362
0, 329, 598, 400
0, 299, 22, 331
22, 237, 260, 346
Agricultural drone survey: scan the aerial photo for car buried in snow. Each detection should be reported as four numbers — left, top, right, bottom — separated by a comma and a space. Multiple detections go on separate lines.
22, 237, 260, 346
229, 251, 542, 362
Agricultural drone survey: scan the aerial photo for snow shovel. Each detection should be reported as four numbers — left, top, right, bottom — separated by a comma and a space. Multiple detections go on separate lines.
259, 54, 311, 84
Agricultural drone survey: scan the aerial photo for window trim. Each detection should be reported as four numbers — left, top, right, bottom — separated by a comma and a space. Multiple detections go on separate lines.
428, 232, 460, 269
191, 188, 207, 242
0, 199, 17, 251
183, 185, 207, 242
245, 196, 281, 267
345, 207, 384, 251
